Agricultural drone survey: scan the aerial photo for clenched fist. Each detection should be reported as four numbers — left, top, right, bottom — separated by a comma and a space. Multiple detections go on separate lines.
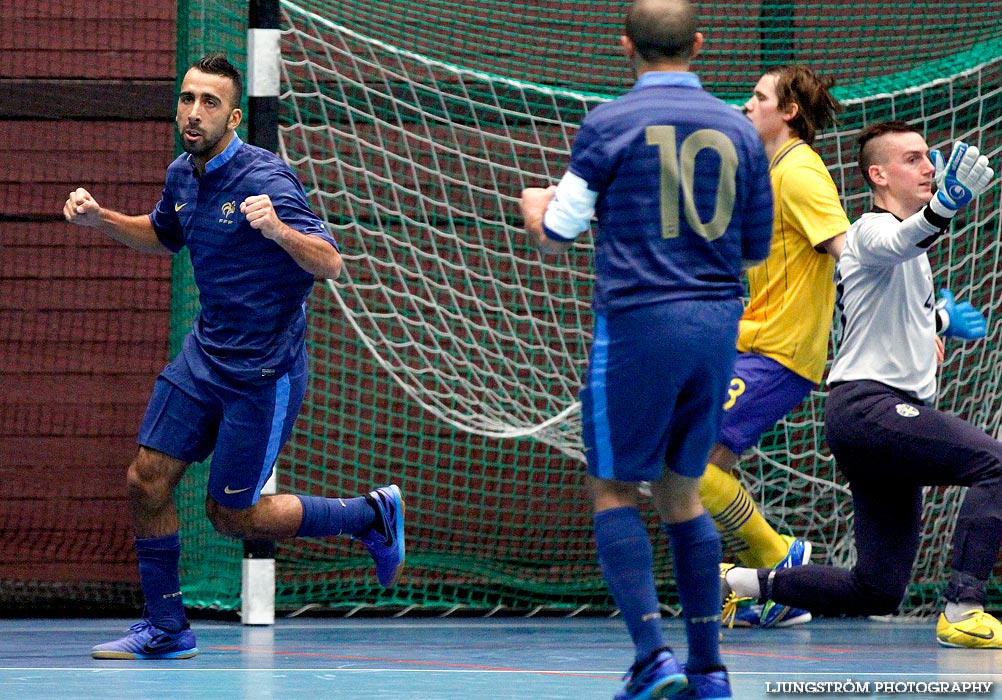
240, 194, 286, 240
64, 187, 102, 227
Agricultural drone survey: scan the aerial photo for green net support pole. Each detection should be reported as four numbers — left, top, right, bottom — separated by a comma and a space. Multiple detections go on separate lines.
241, 0, 282, 626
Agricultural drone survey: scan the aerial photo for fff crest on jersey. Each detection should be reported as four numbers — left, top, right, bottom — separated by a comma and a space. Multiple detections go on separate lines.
219, 200, 237, 224
895, 403, 920, 418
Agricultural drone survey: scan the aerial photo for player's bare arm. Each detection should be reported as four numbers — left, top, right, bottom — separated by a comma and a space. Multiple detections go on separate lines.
821, 231, 846, 260
63, 187, 171, 255
520, 185, 574, 255
240, 194, 342, 279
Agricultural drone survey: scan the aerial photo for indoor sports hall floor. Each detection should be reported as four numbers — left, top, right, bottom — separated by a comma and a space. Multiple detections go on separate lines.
1, 616, 999, 699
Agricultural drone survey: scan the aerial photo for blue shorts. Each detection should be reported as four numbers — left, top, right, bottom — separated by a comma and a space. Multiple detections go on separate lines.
717, 352, 815, 455
581, 299, 742, 482
137, 344, 308, 509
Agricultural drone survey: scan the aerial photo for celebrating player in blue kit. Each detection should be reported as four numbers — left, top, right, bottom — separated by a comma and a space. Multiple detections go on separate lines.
64, 54, 405, 660
721, 121, 1002, 648
521, 1, 773, 697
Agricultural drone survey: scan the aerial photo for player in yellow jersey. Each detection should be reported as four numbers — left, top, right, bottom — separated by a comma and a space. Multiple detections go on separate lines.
699, 65, 848, 628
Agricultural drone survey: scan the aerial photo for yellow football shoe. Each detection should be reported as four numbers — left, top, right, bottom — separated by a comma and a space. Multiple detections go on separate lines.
936, 610, 1002, 649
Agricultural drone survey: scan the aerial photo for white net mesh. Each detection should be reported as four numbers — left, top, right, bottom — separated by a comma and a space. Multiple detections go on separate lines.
281, 5, 601, 458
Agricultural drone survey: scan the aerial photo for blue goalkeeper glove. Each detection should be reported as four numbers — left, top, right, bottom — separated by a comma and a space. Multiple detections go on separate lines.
929, 142, 994, 217
937, 288, 987, 339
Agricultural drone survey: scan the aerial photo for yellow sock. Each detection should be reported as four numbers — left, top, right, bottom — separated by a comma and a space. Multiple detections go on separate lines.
698, 463, 789, 568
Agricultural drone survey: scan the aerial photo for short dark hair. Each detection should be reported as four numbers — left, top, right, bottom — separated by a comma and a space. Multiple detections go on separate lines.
625, 0, 698, 63
190, 53, 243, 108
765, 65, 841, 146
857, 120, 922, 188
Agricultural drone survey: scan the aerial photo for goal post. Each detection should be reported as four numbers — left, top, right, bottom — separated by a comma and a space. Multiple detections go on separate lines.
240, 0, 284, 626
171, 0, 1002, 619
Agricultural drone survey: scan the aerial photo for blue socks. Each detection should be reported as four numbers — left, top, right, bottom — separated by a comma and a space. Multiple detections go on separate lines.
135, 497, 377, 633
596, 508, 724, 671
665, 513, 723, 672
295, 495, 376, 538
594, 507, 665, 663
135, 533, 187, 633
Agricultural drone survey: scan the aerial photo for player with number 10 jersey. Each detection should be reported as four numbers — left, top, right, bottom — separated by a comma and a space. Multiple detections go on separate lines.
561, 73, 774, 317
543, 70, 773, 483
521, 3, 774, 693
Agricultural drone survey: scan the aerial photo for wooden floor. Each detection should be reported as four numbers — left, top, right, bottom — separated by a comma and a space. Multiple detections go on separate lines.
0, 616, 1000, 699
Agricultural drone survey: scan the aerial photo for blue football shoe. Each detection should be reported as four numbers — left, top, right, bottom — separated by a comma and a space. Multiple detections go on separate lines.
727, 600, 763, 627
91, 619, 198, 660
356, 484, 406, 588
614, 648, 687, 700
669, 666, 732, 699
759, 536, 812, 628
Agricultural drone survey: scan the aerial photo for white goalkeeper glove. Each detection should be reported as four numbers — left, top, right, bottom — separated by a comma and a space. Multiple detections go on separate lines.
928, 141, 994, 218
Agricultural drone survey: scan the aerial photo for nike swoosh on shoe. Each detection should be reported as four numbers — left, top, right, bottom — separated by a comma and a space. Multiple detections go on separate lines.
142, 635, 181, 654
958, 628, 995, 640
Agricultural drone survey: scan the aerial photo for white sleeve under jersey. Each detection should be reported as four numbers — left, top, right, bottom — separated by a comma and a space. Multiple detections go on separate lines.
542, 170, 598, 241
827, 208, 948, 404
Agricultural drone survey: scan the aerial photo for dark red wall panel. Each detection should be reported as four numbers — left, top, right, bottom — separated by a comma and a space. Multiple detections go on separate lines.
0, 0, 177, 595
0, 1, 175, 79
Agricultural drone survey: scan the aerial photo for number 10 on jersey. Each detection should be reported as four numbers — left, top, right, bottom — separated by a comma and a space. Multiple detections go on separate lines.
646, 125, 738, 242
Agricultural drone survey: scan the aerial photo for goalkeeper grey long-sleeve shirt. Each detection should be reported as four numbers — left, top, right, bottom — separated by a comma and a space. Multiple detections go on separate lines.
827, 206, 950, 405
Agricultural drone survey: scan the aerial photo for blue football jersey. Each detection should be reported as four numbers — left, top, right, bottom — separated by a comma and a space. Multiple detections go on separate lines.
149, 135, 337, 381
567, 73, 773, 312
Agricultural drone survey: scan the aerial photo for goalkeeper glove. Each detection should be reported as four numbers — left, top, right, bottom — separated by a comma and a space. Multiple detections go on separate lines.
937, 288, 987, 340
928, 141, 994, 218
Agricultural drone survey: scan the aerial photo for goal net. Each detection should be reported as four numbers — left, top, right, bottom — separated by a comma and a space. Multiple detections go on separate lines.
171, 0, 1002, 617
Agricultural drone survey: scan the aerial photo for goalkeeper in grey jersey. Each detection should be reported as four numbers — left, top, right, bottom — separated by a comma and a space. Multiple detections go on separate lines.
721, 120, 1002, 648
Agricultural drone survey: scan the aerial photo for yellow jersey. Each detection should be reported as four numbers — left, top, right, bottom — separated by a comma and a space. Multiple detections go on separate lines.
737, 138, 849, 384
